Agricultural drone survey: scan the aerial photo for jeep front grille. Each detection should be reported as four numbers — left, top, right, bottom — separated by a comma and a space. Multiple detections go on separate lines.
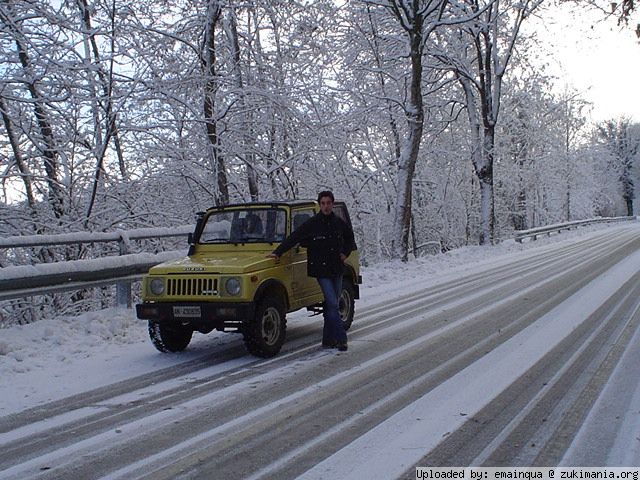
167, 277, 218, 297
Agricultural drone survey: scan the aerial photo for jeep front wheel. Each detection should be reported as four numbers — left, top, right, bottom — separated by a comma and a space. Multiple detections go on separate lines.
339, 279, 356, 331
243, 296, 286, 358
148, 322, 193, 352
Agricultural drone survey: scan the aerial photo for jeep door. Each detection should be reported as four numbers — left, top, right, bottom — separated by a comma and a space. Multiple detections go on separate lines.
290, 207, 322, 301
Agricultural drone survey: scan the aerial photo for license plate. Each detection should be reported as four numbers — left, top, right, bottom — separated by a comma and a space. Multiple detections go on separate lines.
173, 306, 201, 318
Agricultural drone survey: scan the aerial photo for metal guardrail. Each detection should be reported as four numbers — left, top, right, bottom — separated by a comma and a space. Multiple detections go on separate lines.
513, 216, 637, 243
0, 225, 192, 306
0, 251, 186, 303
0, 225, 193, 250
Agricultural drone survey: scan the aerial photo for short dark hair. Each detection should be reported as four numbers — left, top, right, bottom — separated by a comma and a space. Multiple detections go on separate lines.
317, 190, 334, 203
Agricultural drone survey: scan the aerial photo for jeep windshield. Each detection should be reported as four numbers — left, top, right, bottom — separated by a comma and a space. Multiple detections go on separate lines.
198, 208, 287, 244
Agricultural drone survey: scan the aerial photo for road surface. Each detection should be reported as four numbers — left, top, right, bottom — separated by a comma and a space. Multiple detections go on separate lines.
1, 224, 640, 479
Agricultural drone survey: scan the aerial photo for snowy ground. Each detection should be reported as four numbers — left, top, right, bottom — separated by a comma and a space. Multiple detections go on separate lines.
0, 223, 630, 417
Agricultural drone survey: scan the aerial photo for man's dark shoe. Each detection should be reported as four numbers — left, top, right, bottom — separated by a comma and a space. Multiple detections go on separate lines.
322, 340, 337, 349
337, 342, 348, 352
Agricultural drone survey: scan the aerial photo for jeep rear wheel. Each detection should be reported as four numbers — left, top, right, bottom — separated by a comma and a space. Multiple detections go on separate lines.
339, 279, 356, 331
243, 296, 286, 358
148, 321, 193, 352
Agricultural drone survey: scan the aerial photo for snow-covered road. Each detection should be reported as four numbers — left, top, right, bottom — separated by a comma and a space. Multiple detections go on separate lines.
1, 223, 640, 479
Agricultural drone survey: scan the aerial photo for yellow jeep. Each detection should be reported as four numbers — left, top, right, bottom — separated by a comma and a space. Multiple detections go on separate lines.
136, 200, 361, 357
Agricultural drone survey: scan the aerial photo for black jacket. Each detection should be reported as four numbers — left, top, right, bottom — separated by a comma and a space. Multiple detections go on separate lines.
273, 212, 356, 278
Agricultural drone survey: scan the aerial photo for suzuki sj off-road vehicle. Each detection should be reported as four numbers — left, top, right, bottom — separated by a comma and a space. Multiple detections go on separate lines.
136, 200, 361, 357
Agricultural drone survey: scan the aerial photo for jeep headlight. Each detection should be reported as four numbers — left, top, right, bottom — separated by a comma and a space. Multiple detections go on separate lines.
149, 278, 165, 296
225, 277, 241, 296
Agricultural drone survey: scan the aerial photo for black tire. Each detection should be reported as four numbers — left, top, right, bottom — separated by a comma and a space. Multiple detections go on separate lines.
243, 296, 286, 358
339, 279, 356, 331
148, 321, 193, 352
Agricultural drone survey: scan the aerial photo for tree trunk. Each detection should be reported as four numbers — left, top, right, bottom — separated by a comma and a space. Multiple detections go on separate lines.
392, 24, 424, 261
6, 16, 65, 219
21, 68, 64, 218
77, 0, 127, 180
480, 125, 495, 244
0, 95, 36, 208
225, 8, 259, 201
623, 172, 634, 216
478, 167, 494, 244
459, 75, 494, 245
202, 0, 229, 205
366, 5, 401, 163
565, 183, 571, 221
512, 188, 527, 230
622, 159, 634, 216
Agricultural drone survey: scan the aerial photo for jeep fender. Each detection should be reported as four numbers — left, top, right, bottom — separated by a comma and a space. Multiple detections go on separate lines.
253, 279, 290, 311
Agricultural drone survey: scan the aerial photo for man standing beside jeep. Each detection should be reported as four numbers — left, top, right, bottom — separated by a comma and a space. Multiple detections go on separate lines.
268, 191, 355, 351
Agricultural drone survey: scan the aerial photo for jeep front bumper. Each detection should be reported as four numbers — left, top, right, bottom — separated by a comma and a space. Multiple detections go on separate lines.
136, 302, 255, 331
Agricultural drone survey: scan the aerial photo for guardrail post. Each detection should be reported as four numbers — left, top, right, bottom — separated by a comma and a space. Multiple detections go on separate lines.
116, 232, 132, 308
116, 282, 131, 309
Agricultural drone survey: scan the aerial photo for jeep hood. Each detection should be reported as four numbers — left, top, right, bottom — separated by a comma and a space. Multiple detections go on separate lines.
148, 252, 275, 275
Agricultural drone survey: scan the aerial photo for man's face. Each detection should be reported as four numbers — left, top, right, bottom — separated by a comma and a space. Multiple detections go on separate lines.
319, 196, 333, 215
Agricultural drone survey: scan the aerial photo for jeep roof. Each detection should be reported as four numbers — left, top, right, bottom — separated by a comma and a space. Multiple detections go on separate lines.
199, 199, 320, 211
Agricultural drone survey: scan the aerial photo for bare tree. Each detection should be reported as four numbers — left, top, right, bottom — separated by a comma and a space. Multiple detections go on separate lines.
76, 0, 129, 223
364, 0, 450, 261
0, 94, 35, 209
598, 118, 640, 216
0, 0, 66, 220
435, 0, 543, 244
224, 7, 260, 200
201, 0, 229, 205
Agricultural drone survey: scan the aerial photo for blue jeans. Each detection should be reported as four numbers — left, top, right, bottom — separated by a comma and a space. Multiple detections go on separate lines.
317, 276, 347, 344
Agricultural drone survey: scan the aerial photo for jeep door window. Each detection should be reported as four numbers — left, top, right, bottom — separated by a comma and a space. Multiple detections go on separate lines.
333, 204, 351, 226
332, 204, 357, 251
292, 209, 315, 233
